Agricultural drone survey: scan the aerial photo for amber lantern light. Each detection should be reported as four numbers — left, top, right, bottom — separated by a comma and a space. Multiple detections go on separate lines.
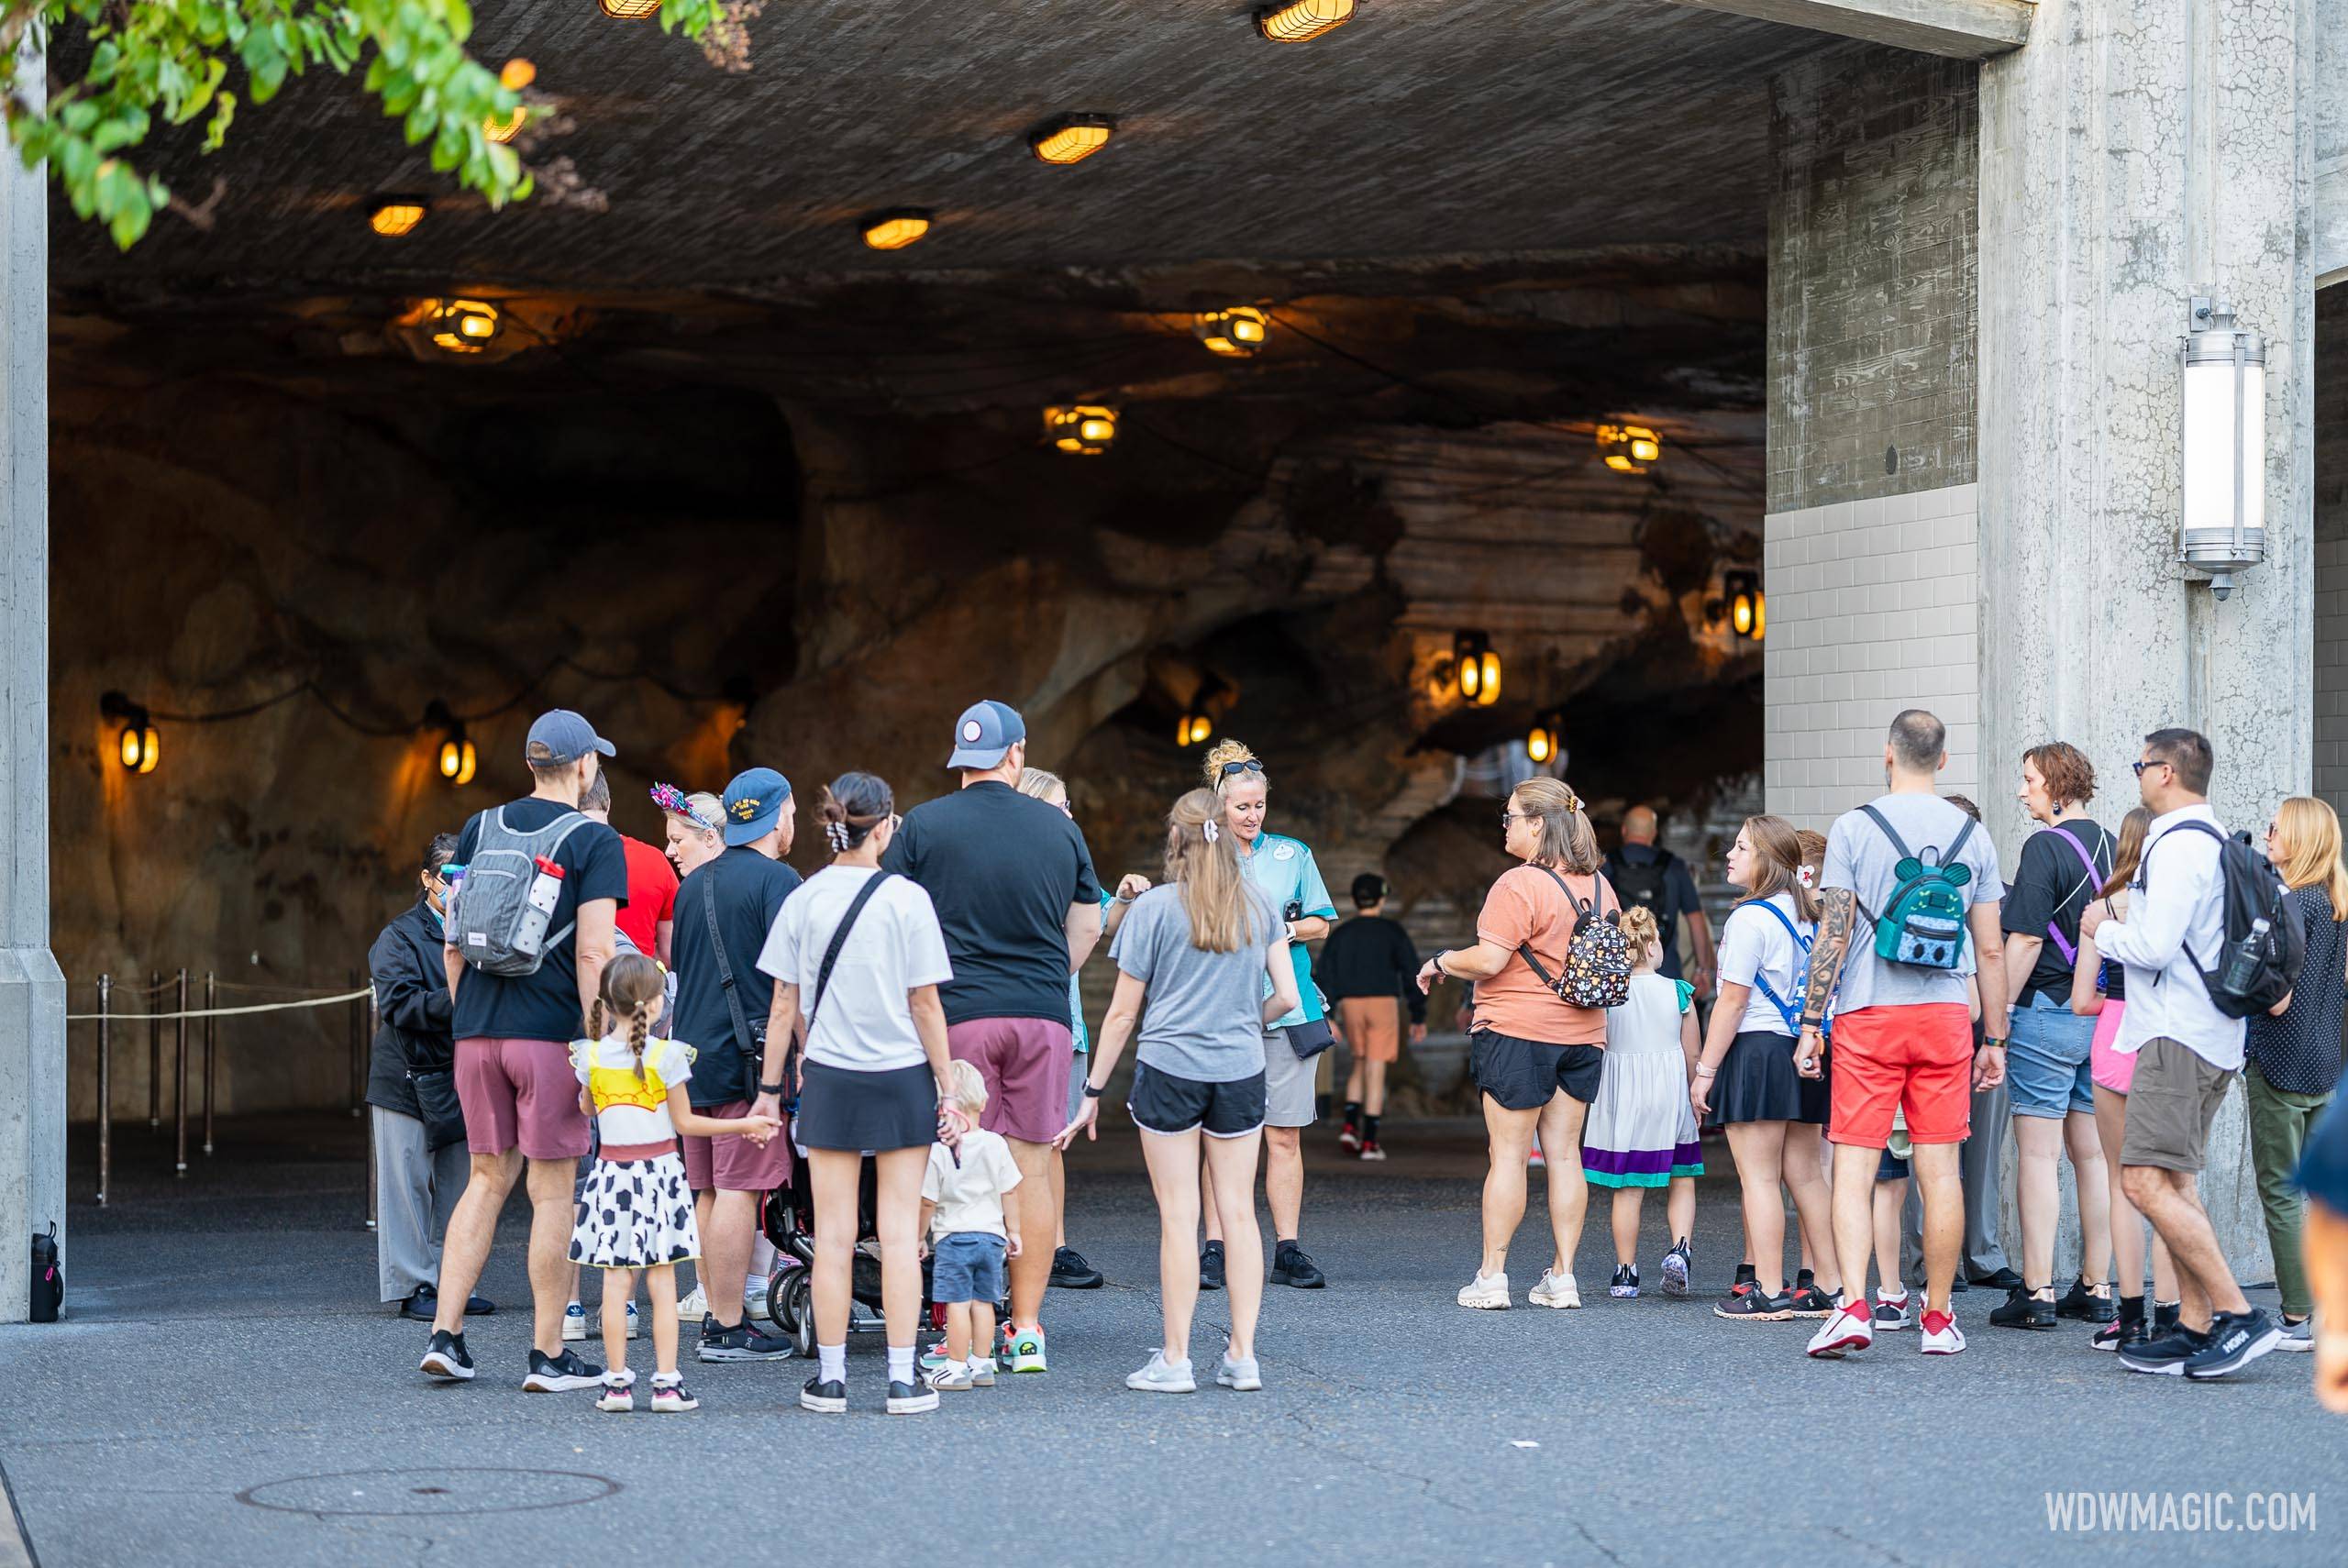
599, 0, 662, 16
1194, 306, 1269, 357
1045, 404, 1118, 455
1453, 630, 1501, 706
1724, 569, 1765, 642
1257, 0, 1356, 43
1525, 709, 1565, 767
1597, 423, 1663, 474
860, 209, 934, 250
1177, 712, 1213, 746
369, 196, 427, 237
412, 297, 502, 355
101, 691, 159, 776
426, 701, 478, 787
1029, 116, 1115, 166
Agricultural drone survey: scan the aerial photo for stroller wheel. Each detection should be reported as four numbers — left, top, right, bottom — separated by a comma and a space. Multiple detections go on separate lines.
766, 1264, 797, 1332
784, 1270, 815, 1359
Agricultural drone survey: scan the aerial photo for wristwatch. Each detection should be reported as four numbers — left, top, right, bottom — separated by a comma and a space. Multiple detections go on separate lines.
1433, 950, 1450, 977
759, 1079, 785, 1097
1980, 1037, 2008, 1051
1799, 1015, 1824, 1032
1083, 1083, 1104, 1099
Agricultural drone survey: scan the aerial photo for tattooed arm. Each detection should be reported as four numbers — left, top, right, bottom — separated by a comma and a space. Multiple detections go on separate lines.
1793, 888, 1855, 1079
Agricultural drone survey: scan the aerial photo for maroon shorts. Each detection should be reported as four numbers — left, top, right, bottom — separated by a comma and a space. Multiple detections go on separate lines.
947, 1016, 1073, 1145
455, 1036, 590, 1160
681, 1099, 790, 1192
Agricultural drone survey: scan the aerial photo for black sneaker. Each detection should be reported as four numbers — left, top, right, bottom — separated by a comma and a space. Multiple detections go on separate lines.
1608, 1265, 1640, 1299
419, 1330, 474, 1381
1715, 1286, 1794, 1320
2055, 1276, 2116, 1322
886, 1378, 939, 1415
1200, 1241, 1226, 1293
1270, 1242, 1326, 1289
401, 1284, 495, 1321
1785, 1284, 1840, 1319
523, 1348, 604, 1392
2119, 1326, 2211, 1376
1732, 1262, 1758, 1294
1990, 1286, 2057, 1330
2154, 1299, 2183, 1335
2092, 1297, 2147, 1353
698, 1312, 719, 1339
2181, 1309, 2282, 1380
800, 1375, 847, 1414
1050, 1246, 1104, 1290
698, 1321, 795, 1362
1968, 1266, 2023, 1293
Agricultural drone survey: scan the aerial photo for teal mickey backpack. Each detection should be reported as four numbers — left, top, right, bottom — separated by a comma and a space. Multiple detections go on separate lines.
1857, 803, 1977, 971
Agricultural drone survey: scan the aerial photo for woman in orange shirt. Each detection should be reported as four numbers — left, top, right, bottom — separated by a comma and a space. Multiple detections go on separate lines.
1419, 777, 1614, 1310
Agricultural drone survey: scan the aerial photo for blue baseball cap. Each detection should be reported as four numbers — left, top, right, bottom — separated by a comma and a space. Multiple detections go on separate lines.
526, 709, 615, 764
721, 767, 792, 846
947, 700, 1025, 769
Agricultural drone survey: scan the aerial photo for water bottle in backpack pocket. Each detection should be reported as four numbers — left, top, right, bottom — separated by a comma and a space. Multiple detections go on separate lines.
1858, 804, 1977, 971
2143, 819, 2307, 1018
452, 806, 593, 977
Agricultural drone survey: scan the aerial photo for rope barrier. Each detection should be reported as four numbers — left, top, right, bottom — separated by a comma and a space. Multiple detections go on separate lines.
65, 988, 371, 1022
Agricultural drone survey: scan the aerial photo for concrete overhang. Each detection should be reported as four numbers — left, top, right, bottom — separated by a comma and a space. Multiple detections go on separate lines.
1660, 0, 2032, 60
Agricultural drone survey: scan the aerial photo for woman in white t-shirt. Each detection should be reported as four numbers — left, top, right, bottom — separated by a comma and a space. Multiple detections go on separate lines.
754, 772, 957, 1418
1690, 814, 1842, 1320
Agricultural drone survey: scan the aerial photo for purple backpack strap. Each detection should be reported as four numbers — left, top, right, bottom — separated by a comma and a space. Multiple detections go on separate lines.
2038, 825, 2105, 966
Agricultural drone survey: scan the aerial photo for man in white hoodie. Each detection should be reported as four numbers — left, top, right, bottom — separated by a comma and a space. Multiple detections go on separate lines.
2082, 727, 2280, 1381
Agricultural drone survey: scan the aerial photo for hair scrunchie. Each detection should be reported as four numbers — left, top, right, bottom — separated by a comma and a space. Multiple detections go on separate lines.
1203, 820, 1220, 844
824, 822, 854, 854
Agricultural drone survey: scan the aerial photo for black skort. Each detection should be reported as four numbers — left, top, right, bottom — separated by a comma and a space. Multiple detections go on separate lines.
795, 1059, 937, 1153
1713, 1030, 1831, 1127
1469, 1029, 1604, 1110
1128, 1061, 1268, 1139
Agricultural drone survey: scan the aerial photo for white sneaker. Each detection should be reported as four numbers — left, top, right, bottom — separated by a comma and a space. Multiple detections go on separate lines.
594, 1373, 634, 1413
1919, 1307, 1966, 1355
1214, 1348, 1263, 1391
2277, 1315, 2316, 1352
925, 1363, 974, 1392
620, 1301, 641, 1341
966, 1355, 996, 1387
678, 1284, 709, 1320
744, 1279, 770, 1319
1806, 1301, 1876, 1358
1873, 1291, 1915, 1331
561, 1303, 587, 1342
1124, 1350, 1196, 1393
1528, 1270, 1581, 1309
1456, 1270, 1511, 1309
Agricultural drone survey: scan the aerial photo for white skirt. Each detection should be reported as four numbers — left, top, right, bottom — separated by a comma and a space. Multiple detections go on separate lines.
570, 1151, 700, 1270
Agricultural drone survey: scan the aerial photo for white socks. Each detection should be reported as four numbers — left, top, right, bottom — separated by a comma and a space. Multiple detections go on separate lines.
967, 1354, 990, 1373
818, 1343, 847, 1384
887, 1345, 914, 1386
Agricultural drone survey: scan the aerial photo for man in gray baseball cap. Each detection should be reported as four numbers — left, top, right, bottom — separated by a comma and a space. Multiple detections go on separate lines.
945, 700, 1025, 769
525, 708, 616, 766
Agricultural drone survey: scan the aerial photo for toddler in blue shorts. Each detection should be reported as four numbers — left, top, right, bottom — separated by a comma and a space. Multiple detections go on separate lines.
921, 1062, 1024, 1392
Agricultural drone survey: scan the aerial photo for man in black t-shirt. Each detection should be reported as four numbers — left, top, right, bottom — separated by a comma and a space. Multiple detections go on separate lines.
882, 700, 1101, 1373
1991, 741, 2119, 1331
421, 710, 628, 1394
674, 767, 803, 1362
1604, 806, 1717, 993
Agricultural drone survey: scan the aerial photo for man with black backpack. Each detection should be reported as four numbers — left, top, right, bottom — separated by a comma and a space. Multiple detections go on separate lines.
1793, 711, 2010, 1362
1605, 806, 1717, 994
420, 710, 629, 1393
671, 767, 803, 1363
2083, 727, 2296, 1379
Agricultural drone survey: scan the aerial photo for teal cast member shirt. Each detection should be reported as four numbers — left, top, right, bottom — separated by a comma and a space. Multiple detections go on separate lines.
1240, 832, 1335, 1029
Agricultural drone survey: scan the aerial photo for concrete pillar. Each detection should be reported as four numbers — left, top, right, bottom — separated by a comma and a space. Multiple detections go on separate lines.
0, 36, 64, 1321
1978, 0, 2325, 1281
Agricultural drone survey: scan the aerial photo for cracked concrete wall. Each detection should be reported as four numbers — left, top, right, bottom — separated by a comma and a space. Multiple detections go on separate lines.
1979, 0, 2323, 1282
1767, 45, 1978, 514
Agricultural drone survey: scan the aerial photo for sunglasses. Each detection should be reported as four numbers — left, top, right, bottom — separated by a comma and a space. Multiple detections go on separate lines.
1219, 759, 1266, 778
2131, 759, 2173, 778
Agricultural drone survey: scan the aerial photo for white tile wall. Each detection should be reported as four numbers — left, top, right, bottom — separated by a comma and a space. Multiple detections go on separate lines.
1763, 481, 1980, 832
2318, 535, 2348, 817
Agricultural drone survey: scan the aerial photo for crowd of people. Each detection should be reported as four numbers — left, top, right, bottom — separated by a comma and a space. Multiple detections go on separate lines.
365, 700, 2348, 1414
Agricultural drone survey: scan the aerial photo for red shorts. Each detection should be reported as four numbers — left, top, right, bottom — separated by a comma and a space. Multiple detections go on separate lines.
455, 1036, 590, 1161
947, 1016, 1073, 1145
1826, 1004, 1974, 1150
681, 1099, 790, 1192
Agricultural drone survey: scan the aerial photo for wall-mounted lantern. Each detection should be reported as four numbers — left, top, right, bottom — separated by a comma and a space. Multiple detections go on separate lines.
425, 701, 477, 787
1177, 712, 1213, 746
1721, 569, 1765, 641
1454, 630, 1501, 705
1597, 422, 1662, 474
860, 209, 934, 250
1257, 0, 1355, 43
1195, 306, 1269, 357
2179, 296, 2267, 600
101, 691, 158, 775
1046, 404, 1118, 455
1029, 116, 1115, 165
1526, 709, 1565, 766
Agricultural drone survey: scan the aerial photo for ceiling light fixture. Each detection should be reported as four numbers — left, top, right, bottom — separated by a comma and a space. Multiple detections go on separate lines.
1257, 0, 1355, 43
1029, 115, 1115, 166
860, 209, 933, 250
1194, 305, 1269, 357
1453, 630, 1501, 706
410, 297, 502, 356
1045, 404, 1118, 455
599, 0, 663, 15
1525, 710, 1565, 767
368, 196, 427, 237
1596, 422, 1662, 474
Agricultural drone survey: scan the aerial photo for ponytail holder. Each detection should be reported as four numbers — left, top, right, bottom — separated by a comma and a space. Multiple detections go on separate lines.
1797, 864, 1816, 889
1203, 820, 1220, 844
824, 822, 852, 854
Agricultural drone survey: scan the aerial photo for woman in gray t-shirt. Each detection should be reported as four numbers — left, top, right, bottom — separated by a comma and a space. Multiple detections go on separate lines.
1056, 788, 1298, 1395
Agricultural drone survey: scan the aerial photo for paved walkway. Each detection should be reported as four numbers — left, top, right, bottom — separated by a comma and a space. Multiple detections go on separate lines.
4, 1115, 2338, 1566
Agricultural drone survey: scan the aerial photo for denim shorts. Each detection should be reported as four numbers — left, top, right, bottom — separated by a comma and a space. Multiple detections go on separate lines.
2006, 991, 2097, 1119
930, 1231, 1007, 1305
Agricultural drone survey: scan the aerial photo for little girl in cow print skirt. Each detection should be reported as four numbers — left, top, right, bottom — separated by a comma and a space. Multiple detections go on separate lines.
570, 953, 780, 1413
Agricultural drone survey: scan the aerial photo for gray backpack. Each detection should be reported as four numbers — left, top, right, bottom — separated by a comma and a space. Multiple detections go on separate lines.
452, 806, 593, 977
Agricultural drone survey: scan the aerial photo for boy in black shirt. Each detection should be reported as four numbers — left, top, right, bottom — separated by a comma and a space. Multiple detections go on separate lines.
1318, 875, 1425, 1159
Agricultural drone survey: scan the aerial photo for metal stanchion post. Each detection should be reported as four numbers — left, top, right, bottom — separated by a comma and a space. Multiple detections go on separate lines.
174, 967, 189, 1176
203, 972, 217, 1156
97, 976, 112, 1208
148, 969, 161, 1128
349, 968, 364, 1117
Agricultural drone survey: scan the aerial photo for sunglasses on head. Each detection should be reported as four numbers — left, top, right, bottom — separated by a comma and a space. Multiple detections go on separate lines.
1219, 759, 1265, 778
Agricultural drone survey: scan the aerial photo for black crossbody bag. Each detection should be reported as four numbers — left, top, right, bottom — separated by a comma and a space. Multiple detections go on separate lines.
700, 874, 770, 1104
792, 872, 896, 1092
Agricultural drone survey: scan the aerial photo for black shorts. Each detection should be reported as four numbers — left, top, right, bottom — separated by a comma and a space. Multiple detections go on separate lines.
794, 1059, 936, 1152
1469, 1029, 1604, 1110
1128, 1062, 1267, 1139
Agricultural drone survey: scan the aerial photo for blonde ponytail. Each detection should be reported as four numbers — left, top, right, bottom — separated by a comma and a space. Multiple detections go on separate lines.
1165, 789, 1259, 953
1617, 905, 1661, 966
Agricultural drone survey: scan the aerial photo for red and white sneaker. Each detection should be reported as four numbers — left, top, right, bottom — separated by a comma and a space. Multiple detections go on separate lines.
1806, 1301, 1876, 1358
1920, 1308, 1966, 1355
1337, 1122, 1362, 1154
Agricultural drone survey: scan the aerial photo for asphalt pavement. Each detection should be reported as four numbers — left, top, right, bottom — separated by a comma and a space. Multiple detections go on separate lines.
4, 1113, 2339, 1567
